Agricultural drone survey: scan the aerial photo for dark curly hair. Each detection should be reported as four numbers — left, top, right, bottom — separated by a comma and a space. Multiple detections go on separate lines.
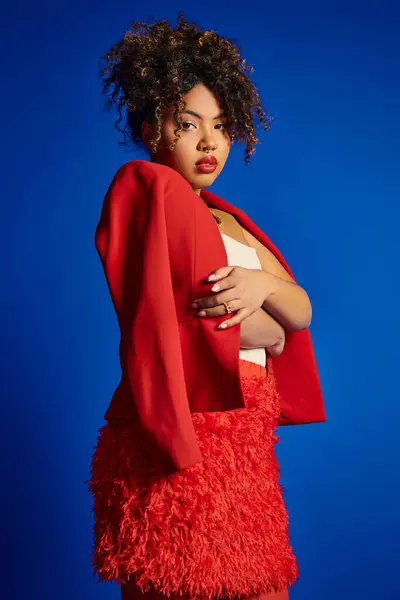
99, 11, 274, 165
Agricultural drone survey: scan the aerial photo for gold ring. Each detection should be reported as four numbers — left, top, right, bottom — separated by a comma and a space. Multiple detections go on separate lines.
223, 301, 232, 314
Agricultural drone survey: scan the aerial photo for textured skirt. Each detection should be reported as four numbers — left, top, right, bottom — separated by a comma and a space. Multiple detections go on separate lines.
88, 358, 299, 599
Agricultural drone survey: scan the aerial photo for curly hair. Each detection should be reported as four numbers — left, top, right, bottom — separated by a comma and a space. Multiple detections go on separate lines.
99, 11, 274, 165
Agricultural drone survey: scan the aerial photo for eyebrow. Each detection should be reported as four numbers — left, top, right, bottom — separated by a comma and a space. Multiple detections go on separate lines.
182, 109, 226, 120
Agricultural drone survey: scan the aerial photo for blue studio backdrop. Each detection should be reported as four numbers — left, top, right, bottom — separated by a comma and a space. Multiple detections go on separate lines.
1, 2, 399, 599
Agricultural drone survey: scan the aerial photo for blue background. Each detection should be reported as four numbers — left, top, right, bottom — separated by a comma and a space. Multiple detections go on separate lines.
1, 1, 399, 598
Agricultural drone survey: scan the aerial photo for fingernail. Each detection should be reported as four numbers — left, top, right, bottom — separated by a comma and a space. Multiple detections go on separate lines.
198, 311, 206, 317
191, 302, 198, 308
211, 284, 220, 292
207, 274, 216, 282
218, 323, 227, 329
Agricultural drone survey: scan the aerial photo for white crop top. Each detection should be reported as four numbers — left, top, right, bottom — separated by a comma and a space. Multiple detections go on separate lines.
220, 232, 266, 367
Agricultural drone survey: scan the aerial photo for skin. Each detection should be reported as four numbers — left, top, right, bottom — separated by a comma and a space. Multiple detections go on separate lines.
141, 82, 231, 195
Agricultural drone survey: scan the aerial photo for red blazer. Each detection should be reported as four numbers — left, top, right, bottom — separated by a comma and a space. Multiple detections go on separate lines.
95, 159, 326, 472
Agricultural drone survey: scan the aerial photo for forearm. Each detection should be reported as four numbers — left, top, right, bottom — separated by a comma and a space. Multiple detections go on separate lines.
261, 271, 312, 332
240, 307, 285, 354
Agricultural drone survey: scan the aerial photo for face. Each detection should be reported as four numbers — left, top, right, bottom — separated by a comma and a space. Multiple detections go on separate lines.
141, 83, 231, 195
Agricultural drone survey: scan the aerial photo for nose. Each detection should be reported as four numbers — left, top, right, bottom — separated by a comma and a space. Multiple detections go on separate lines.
198, 130, 218, 153
200, 141, 218, 154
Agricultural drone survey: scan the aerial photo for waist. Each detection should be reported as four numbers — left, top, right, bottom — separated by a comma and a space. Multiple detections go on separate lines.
239, 357, 268, 379
104, 357, 271, 422
239, 346, 266, 368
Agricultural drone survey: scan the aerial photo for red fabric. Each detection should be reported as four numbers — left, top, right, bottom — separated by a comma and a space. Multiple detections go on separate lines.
121, 581, 289, 600
89, 358, 298, 598
94, 160, 326, 473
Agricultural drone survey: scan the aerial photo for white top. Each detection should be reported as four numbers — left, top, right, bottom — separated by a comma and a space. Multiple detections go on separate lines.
220, 232, 266, 367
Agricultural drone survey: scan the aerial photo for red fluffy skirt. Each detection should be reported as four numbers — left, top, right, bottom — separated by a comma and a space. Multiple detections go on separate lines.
89, 359, 299, 599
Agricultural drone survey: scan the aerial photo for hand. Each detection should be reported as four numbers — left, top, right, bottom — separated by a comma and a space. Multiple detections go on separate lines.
190, 266, 273, 329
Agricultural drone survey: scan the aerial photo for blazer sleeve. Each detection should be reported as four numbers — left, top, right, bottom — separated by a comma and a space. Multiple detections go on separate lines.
94, 160, 202, 473
273, 328, 326, 426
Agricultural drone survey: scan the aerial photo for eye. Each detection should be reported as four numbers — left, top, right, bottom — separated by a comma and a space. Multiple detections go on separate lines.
181, 121, 228, 130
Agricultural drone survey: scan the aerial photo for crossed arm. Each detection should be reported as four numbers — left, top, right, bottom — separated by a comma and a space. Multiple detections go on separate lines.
239, 227, 312, 356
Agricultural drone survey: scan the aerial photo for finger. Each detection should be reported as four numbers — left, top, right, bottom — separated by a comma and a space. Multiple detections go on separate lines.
209, 275, 236, 294
217, 308, 248, 329
192, 282, 236, 307
197, 291, 240, 309
197, 299, 243, 317
206, 266, 234, 282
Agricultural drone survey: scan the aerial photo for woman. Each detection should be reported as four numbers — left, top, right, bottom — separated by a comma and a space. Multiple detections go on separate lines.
89, 12, 326, 600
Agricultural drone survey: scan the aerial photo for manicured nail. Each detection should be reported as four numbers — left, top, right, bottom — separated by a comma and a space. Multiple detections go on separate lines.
218, 323, 227, 329
207, 274, 216, 281
211, 284, 220, 292
198, 311, 206, 317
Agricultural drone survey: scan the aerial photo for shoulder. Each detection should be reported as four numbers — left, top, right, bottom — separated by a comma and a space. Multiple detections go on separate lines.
240, 222, 295, 283
107, 160, 196, 219
113, 160, 192, 191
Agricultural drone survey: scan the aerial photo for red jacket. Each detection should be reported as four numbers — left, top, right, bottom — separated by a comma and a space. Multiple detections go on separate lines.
95, 159, 326, 472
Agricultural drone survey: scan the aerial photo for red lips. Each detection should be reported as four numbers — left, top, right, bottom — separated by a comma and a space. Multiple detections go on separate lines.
196, 155, 218, 166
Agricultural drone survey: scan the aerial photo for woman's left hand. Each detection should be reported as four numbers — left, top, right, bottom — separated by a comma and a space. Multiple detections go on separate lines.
190, 266, 273, 329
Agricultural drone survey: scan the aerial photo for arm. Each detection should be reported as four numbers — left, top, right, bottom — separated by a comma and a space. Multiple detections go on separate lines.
95, 160, 202, 473
240, 226, 326, 426
261, 272, 312, 333
240, 308, 286, 356
239, 224, 325, 424
242, 227, 312, 332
